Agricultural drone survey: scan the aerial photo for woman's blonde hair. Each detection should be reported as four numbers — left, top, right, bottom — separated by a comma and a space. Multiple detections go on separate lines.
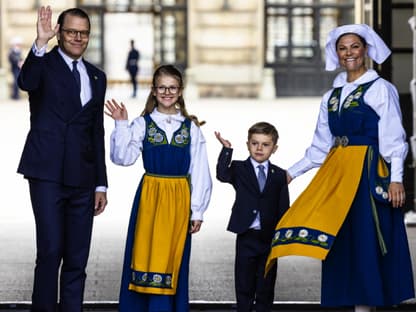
141, 64, 205, 126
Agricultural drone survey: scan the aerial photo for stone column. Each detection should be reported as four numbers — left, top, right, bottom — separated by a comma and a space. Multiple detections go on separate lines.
184, 67, 199, 100
0, 68, 8, 100
259, 68, 275, 100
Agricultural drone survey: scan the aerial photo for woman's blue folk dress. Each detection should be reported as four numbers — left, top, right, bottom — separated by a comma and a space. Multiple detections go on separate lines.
266, 71, 414, 307
321, 79, 414, 306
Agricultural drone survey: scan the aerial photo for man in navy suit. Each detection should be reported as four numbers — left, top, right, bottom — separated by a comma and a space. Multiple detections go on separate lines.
17, 6, 108, 312
215, 122, 289, 312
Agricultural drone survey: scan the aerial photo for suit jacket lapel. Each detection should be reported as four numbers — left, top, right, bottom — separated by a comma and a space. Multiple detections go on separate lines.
263, 161, 272, 192
83, 60, 100, 108
50, 47, 83, 115
244, 158, 273, 192
244, 158, 261, 192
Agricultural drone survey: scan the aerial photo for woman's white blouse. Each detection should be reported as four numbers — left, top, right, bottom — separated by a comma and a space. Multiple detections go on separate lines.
288, 69, 408, 183
110, 109, 212, 221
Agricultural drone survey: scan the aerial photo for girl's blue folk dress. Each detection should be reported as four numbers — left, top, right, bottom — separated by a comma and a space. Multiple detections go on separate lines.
110, 110, 212, 312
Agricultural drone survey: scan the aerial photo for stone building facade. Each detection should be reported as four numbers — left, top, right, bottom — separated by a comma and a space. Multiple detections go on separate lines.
0, 0, 413, 99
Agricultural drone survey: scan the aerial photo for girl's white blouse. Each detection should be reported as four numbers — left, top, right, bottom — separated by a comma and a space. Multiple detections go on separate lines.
110, 109, 212, 221
288, 69, 408, 183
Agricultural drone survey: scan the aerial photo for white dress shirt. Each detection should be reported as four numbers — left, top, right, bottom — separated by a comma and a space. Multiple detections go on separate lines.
57, 49, 91, 106
248, 158, 269, 230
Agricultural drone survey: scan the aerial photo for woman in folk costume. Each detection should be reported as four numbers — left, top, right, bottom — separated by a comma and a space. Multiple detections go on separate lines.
105, 65, 212, 311
266, 24, 414, 311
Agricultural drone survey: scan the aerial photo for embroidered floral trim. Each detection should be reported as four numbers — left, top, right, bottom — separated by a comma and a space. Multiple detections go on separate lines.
328, 85, 364, 112
271, 227, 335, 250
147, 121, 167, 145
131, 270, 173, 289
146, 120, 190, 147
171, 123, 190, 147
375, 185, 389, 199
328, 89, 340, 112
328, 96, 339, 112
344, 86, 364, 109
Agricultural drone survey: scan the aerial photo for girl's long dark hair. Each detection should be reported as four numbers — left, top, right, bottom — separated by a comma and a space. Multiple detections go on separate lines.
141, 64, 205, 126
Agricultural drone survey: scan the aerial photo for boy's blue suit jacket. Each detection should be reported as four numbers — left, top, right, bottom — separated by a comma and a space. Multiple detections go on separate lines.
216, 147, 289, 241
17, 46, 108, 188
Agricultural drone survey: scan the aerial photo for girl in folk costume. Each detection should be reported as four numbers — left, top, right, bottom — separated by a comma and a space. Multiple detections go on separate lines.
105, 64, 212, 311
266, 24, 414, 312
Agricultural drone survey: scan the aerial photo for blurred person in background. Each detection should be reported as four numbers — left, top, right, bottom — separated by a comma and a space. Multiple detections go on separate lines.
8, 36, 23, 99
126, 39, 140, 98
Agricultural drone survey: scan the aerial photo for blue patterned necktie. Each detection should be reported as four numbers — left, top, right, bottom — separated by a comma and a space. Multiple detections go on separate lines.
257, 164, 266, 192
72, 60, 81, 91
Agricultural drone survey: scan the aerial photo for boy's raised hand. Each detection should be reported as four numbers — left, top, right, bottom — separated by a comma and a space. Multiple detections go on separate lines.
214, 131, 232, 148
105, 99, 128, 121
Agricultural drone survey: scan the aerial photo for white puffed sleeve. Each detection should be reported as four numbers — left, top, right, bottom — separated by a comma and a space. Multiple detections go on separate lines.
364, 79, 408, 182
188, 122, 213, 221
110, 117, 146, 166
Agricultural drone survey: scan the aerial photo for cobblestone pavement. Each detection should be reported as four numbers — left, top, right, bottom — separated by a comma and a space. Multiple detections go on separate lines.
0, 303, 415, 312
1, 87, 416, 310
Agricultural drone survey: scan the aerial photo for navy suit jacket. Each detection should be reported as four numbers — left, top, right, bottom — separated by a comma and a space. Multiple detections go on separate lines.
17, 46, 108, 188
216, 147, 289, 241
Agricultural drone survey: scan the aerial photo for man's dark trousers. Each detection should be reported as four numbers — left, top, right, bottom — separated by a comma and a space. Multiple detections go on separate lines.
29, 179, 95, 312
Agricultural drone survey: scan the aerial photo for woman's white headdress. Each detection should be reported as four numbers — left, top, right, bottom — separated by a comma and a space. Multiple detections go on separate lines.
325, 24, 391, 71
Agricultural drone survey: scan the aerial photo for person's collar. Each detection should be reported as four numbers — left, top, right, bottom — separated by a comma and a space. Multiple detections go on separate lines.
250, 158, 269, 171
57, 47, 83, 68
151, 107, 184, 122
333, 69, 379, 88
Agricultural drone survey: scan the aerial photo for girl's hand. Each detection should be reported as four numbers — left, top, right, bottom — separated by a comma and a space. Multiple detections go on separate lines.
190, 220, 202, 234
214, 131, 232, 148
36, 6, 59, 48
388, 182, 406, 208
105, 99, 128, 120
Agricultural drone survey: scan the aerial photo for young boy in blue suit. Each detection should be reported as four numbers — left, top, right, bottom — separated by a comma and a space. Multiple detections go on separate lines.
215, 122, 289, 312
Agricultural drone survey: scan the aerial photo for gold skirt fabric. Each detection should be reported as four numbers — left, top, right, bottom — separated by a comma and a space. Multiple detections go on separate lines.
265, 145, 368, 273
129, 174, 191, 295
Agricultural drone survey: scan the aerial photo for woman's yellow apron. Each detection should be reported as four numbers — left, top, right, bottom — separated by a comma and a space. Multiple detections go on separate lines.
265, 145, 368, 273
